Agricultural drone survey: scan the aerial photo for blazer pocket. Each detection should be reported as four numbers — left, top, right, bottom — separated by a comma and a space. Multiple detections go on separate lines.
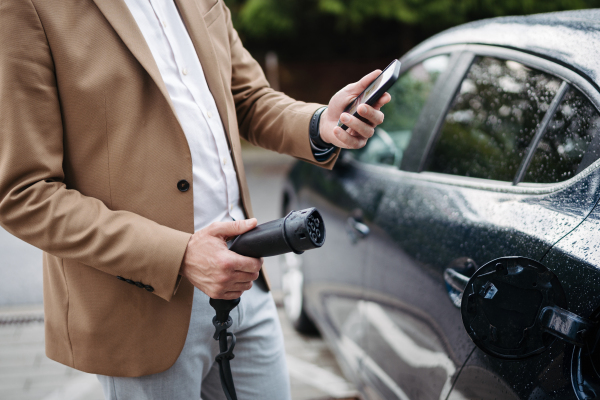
204, 1, 223, 28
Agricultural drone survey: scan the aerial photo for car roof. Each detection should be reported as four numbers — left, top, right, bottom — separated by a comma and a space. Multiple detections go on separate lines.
405, 9, 600, 88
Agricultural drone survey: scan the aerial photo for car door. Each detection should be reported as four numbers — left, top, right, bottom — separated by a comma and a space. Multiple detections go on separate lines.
360, 46, 600, 400
336, 49, 471, 400
288, 49, 459, 391
287, 131, 389, 384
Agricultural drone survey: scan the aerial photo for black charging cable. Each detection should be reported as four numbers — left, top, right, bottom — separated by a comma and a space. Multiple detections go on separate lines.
209, 208, 326, 400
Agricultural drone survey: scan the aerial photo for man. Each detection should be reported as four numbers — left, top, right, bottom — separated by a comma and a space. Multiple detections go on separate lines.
0, 0, 390, 398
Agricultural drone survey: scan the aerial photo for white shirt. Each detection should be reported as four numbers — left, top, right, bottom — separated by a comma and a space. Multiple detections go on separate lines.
124, 0, 245, 232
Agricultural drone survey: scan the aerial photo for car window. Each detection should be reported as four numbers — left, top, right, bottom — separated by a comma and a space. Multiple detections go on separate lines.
424, 56, 562, 181
354, 54, 450, 167
353, 128, 400, 166
523, 86, 600, 183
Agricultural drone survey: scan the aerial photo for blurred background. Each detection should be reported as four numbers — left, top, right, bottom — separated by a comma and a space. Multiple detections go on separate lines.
224, 0, 600, 104
2, 1, 600, 399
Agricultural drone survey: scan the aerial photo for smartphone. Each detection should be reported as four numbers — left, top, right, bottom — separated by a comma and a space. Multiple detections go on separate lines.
338, 59, 401, 130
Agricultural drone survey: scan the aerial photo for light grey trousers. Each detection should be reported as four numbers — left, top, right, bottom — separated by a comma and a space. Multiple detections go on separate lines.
97, 281, 291, 400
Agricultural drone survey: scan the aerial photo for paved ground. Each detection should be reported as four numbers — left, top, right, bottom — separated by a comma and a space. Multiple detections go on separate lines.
0, 145, 358, 400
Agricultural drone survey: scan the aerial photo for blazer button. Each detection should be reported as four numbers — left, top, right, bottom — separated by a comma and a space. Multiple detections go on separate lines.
177, 180, 190, 192
135, 282, 144, 288
144, 285, 154, 292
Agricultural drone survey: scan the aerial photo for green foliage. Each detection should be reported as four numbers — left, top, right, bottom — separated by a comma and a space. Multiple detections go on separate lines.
317, 0, 420, 25
230, 0, 296, 38
524, 87, 600, 183
225, 0, 600, 40
381, 70, 439, 133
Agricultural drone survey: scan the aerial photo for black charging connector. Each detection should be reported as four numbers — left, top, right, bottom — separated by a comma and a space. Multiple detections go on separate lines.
209, 207, 326, 400
227, 207, 325, 257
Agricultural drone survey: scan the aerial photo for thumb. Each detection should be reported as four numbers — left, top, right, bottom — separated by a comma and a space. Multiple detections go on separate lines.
209, 218, 258, 239
344, 70, 381, 97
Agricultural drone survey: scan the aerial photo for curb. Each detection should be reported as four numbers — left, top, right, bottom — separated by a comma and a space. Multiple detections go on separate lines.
0, 304, 44, 325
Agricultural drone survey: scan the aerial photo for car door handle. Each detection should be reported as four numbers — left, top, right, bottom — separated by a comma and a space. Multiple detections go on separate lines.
444, 268, 469, 308
444, 268, 469, 294
443, 258, 477, 308
346, 217, 370, 242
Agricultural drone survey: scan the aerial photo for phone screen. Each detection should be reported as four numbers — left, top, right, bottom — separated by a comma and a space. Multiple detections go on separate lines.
344, 65, 397, 116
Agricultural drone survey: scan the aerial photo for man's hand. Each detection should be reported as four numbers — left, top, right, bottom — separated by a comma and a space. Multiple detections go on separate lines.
319, 70, 392, 149
180, 219, 263, 300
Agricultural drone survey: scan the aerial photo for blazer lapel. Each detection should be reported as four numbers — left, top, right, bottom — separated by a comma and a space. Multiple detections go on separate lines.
173, 0, 231, 139
91, 0, 179, 121
93, 0, 231, 142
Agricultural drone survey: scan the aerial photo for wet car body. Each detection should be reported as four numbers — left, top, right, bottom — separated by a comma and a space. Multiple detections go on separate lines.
281, 10, 600, 400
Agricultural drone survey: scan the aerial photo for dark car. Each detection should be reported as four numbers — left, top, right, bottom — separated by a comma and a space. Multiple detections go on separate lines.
280, 10, 600, 400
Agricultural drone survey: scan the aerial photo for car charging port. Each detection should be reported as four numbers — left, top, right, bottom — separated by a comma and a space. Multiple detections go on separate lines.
571, 308, 600, 399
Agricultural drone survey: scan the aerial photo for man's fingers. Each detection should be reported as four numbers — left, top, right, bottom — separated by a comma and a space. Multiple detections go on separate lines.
232, 269, 261, 282
232, 281, 254, 291
344, 70, 381, 97
219, 291, 244, 300
206, 258, 260, 298
227, 252, 263, 274
208, 218, 257, 239
334, 126, 368, 148
339, 113, 375, 139
372, 92, 392, 110
216, 284, 253, 300
183, 219, 264, 299
357, 105, 385, 126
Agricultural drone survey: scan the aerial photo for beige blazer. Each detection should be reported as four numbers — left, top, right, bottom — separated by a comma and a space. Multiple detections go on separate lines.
0, 0, 338, 377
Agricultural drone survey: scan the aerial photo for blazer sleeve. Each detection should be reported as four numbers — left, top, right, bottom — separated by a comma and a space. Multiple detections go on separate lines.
0, 0, 191, 302
223, 2, 340, 168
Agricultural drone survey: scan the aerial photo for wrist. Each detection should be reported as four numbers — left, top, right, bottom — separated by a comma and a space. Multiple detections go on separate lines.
309, 106, 333, 148
318, 109, 330, 145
